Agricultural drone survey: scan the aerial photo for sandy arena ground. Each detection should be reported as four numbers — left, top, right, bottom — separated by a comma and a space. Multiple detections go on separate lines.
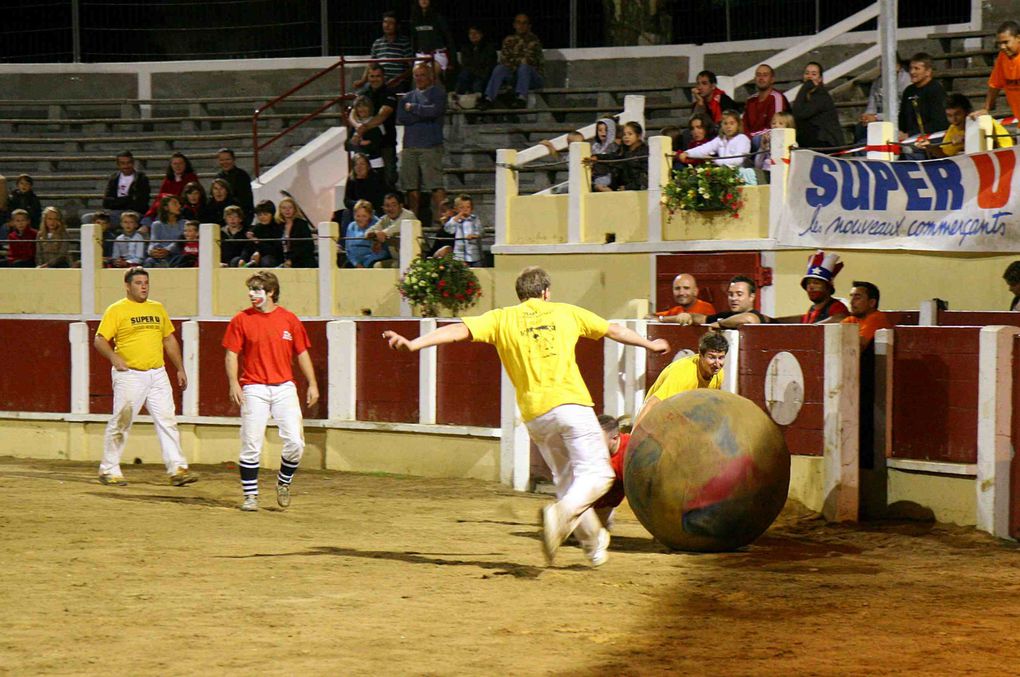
3, 455, 1020, 676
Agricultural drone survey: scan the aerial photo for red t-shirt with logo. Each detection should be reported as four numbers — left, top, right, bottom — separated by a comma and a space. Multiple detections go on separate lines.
222, 306, 311, 385
594, 432, 631, 509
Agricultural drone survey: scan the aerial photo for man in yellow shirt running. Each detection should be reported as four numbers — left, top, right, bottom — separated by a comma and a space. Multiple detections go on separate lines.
94, 267, 197, 487
636, 332, 729, 425
384, 266, 670, 567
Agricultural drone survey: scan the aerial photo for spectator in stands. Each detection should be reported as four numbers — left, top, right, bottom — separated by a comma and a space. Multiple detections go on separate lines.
917, 93, 1014, 158
481, 14, 544, 109
898, 53, 948, 160
109, 211, 145, 268
9, 174, 41, 228
686, 275, 768, 328
366, 191, 416, 264
691, 70, 736, 124
442, 194, 484, 266
774, 251, 849, 324
216, 148, 254, 218
590, 118, 618, 190
972, 21, 1020, 124
1003, 261, 1020, 311
855, 57, 910, 142
278, 197, 315, 268
651, 273, 717, 322
346, 97, 386, 171
143, 152, 198, 226
679, 110, 756, 184
358, 64, 400, 188
93, 210, 116, 264
180, 181, 206, 221
842, 281, 892, 348
353, 11, 413, 90
35, 206, 72, 268
202, 178, 238, 227
220, 205, 249, 267
0, 176, 8, 231
455, 26, 497, 103
428, 197, 457, 257
146, 195, 185, 267
2, 209, 37, 268
743, 64, 790, 145
173, 221, 200, 268
341, 154, 387, 228
244, 200, 284, 268
585, 121, 648, 192
344, 200, 387, 269
397, 63, 447, 224
755, 111, 795, 179
791, 61, 844, 150
410, 0, 455, 80
102, 151, 151, 226
676, 113, 716, 167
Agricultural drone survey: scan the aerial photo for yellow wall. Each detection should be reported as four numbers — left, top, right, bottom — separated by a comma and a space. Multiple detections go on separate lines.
771, 250, 1020, 317
788, 454, 825, 513
887, 469, 975, 526
335, 269, 403, 317
215, 268, 319, 317
494, 253, 653, 319
97, 268, 198, 316
507, 194, 568, 244
0, 270, 80, 314
324, 429, 499, 481
663, 185, 769, 241
584, 191, 647, 243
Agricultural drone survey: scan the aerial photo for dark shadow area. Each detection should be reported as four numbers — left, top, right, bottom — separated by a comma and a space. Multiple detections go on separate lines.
88, 492, 238, 509
456, 518, 535, 527
0, 470, 102, 485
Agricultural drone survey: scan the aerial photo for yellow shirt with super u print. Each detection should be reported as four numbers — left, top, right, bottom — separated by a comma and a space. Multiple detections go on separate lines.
461, 298, 609, 422
96, 298, 174, 370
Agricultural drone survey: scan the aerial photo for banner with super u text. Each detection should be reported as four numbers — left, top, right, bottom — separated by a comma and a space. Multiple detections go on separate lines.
777, 148, 1020, 252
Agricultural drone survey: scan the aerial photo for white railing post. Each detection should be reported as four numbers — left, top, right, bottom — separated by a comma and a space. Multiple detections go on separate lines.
965, 115, 994, 154
495, 149, 518, 246
722, 329, 740, 394
327, 319, 357, 421
181, 320, 199, 417
69, 322, 90, 414
198, 222, 217, 319
603, 324, 627, 417
822, 323, 860, 522
317, 221, 338, 318
769, 127, 797, 240
79, 223, 99, 317
398, 219, 422, 318
647, 135, 671, 244
619, 94, 645, 132
867, 121, 896, 160
418, 318, 437, 424
567, 141, 591, 244
918, 299, 940, 326
625, 319, 648, 417
976, 325, 1020, 538
500, 369, 531, 490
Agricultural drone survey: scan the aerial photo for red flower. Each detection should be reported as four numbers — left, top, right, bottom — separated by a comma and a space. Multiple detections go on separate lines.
442, 291, 449, 297
438, 280, 446, 287
725, 193, 732, 200
455, 294, 464, 300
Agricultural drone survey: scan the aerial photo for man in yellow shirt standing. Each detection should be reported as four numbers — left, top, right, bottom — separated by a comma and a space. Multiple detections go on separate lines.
384, 266, 670, 567
94, 267, 197, 487
637, 332, 728, 424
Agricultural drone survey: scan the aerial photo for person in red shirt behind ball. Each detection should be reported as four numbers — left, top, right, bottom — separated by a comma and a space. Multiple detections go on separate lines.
593, 415, 631, 530
223, 271, 319, 513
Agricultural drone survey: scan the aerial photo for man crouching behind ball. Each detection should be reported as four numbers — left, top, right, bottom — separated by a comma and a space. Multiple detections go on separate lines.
223, 271, 319, 512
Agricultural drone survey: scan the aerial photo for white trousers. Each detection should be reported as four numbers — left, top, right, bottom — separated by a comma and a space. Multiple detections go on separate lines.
525, 404, 614, 551
101, 367, 188, 476
239, 382, 305, 466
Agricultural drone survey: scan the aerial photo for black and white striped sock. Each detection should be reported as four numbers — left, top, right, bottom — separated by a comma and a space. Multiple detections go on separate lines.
240, 461, 260, 496
277, 458, 299, 486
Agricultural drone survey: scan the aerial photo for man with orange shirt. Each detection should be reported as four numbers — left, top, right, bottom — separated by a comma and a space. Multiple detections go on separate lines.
842, 281, 892, 348
653, 273, 716, 323
972, 21, 1020, 122
223, 271, 319, 512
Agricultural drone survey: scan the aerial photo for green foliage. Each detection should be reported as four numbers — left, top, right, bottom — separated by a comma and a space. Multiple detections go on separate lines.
397, 255, 482, 316
663, 164, 745, 219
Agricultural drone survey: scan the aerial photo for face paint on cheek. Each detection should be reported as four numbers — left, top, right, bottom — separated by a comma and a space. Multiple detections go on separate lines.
249, 289, 267, 307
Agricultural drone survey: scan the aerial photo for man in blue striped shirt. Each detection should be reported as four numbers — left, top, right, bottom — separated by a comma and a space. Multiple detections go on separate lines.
353, 12, 413, 91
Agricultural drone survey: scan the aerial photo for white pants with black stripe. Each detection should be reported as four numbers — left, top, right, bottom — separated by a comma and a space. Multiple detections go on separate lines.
525, 404, 615, 552
238, 382, 304, 494
100, 367, 188, 477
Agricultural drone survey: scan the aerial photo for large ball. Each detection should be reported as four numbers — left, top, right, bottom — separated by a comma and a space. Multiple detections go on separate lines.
623, 389, 790, 552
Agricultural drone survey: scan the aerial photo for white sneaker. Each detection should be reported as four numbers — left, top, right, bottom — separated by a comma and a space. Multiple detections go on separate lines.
240, 495, 258, 512
539, 504, 565, 565
586, 528, 611, 567
276, 483, 291, 508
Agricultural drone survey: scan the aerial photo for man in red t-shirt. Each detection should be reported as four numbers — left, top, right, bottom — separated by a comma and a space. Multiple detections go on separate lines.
973, 21, 1020, 123
223, 271, 319, 512
743, 63, 791, 141
652, 273, 716, 323
593, 415, 630, 530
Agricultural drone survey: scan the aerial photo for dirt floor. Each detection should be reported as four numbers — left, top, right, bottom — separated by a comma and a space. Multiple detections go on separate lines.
3, 456, 1020, 676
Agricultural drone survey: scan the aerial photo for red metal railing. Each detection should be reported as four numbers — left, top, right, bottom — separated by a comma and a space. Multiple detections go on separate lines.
251, 55, 421, 177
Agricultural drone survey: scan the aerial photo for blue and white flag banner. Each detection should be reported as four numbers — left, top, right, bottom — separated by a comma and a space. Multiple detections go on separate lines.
777, 148, 1020, 252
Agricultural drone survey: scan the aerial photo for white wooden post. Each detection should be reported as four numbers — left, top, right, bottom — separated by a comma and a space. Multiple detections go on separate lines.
327, 319, 357, 420
866, 121, 896, 160
398, 219, 423, 318
495, 149, 518, 246
722, 329, 740, 394
567, 141, 590, 244
69, 322, 90, 414
198, 222, 217, 319
874, 327, 894, 464
603, 325, 626, 417
822, 323, 860, 522
647, 135, 671, 244
625, 319, 648, 417
965, 115, 994, 154
500, 368, 530, 490
768, 127, 797, 240
418, 318, 437, 424
317, 221, 338, 318
918, 299, 940, 326
79, 223, 99, 317
976, 325, 1020, 538
619, 94, 645, 132
181, 320, 199, 417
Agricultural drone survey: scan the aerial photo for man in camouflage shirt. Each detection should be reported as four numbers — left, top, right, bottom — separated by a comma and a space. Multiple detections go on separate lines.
482, 14, 544, 109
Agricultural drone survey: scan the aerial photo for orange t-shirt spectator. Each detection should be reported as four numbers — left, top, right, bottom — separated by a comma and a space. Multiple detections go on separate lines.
842, 280, 892, 348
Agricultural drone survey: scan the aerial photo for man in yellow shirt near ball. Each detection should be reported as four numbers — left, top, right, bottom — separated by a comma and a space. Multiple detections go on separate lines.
636, 332, 729, 425
94, 266, 197, 487
384, 266, 670, 567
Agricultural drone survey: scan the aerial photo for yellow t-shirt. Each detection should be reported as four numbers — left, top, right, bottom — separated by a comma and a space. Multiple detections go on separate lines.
645, 354, 723, 402
939, 121, 1014, 156
461, 298, 610, 422
96, 298, 174, 370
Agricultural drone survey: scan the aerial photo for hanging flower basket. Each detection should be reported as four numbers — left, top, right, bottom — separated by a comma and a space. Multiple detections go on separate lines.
397, 255, 483, 317
663, 164, 745, 220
